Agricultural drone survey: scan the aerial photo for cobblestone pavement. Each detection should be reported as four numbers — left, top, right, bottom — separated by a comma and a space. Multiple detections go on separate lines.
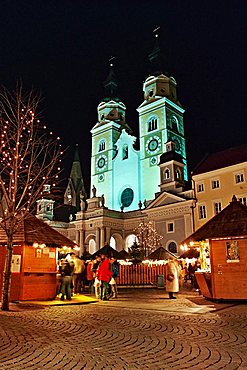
0, 289, 247, 370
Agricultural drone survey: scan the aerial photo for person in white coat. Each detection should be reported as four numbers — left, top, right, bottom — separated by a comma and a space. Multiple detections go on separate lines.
166, 259, 180, 299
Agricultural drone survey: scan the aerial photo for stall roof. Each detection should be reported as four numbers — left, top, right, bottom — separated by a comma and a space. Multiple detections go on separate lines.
179, 249, 200, 259
183, 196, 247, 244
119, 249, 131, 259
91, 244, 123, 260
0, 213, 76, 248
146, 246, 177, 261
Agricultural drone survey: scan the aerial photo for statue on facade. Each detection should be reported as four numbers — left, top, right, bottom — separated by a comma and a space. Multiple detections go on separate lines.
143, 199, 147, 208
101, 194, 105, 208
92, 185, 96, 197
80, 191, 86, 211
138, 200, 142, 210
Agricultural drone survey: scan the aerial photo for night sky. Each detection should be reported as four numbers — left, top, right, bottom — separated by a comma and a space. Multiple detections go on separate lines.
1, 1, 246, 193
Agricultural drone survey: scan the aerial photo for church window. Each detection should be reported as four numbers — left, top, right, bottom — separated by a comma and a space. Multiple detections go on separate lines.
89, 239, 96, 255
167, 241, 177, 253
175, 169, 181, 179
171, 115, 179, 132
38, 204, 42, 211
46, 205, 50, 212
167, 222, 174, 233
164, 168, 170, 179
122, 145, 128, 160
121, 188, 134, 208
98, 140, 105, 152
147, 117, 158, 132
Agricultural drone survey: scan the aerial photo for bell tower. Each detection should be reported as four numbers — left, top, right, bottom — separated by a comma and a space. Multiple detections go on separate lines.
137, 28, 188, 202
90, 59, 133, 209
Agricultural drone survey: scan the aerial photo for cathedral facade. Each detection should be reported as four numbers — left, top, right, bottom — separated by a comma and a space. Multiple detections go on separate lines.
90, 53, 188, 211
37, 37, 195, 256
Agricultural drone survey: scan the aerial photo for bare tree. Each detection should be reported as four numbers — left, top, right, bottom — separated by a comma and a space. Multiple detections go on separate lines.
0, 83, 63, 311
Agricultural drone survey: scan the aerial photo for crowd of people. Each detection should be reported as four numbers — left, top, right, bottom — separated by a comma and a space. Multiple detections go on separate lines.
57, 253, 120, 301
57, 252, 199, 301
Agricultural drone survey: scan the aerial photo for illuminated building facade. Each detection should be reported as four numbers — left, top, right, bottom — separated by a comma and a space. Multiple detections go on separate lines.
192, 144, 247, 229
38, 35, 195, 256
90, 36, 188, 211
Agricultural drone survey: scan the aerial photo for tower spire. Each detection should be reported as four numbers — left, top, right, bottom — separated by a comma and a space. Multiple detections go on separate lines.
148, 26, 167, 76
64, 145, 87, 211
103, 56, 119, 101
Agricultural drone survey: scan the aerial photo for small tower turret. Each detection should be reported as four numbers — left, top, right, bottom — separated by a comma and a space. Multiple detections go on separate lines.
159, 140, 185, 193
36, 184, 55, 221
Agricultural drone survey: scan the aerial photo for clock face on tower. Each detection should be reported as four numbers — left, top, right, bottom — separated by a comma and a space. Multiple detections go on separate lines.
96, 155, 107, 172
145, 136, 162, 155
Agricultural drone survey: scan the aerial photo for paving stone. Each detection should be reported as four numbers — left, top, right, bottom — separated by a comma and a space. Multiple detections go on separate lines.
0, 289, 246, 369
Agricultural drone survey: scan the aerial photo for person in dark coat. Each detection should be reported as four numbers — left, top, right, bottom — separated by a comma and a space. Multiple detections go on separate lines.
59, 259, 74, 300
109, 257, 120, 298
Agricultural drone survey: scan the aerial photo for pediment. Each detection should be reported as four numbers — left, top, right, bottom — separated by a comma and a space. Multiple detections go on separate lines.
146, 191, 187, 209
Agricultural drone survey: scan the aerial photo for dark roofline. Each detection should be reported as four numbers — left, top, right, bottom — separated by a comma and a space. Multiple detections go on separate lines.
192, 144, 247, 175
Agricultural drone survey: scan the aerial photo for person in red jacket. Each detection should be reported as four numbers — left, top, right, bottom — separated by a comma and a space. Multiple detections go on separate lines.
97, 253, 112, 300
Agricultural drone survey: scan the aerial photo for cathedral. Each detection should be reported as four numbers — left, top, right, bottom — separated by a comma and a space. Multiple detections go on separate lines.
37, 33, 195, 256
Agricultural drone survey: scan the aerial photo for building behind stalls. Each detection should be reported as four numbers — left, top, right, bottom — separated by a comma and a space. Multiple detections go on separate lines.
37, 35, 195, 256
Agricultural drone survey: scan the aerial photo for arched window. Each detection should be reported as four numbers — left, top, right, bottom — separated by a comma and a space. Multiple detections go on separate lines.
164, 168, 170, 180
147, 117, 158, 132
38, 204, 42, 211
98, 140, 105, 152
176, 169, 181, 179
110, 236, 116, 250
46, 205, 50, 212
168, 242, 177, 254
122, 145, 128, 160
171, 115, 179, 132
125, 234, 137, 250
89, 239, 96, 255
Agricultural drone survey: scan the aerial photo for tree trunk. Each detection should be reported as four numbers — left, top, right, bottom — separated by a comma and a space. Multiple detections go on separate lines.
1, 236, 13, 311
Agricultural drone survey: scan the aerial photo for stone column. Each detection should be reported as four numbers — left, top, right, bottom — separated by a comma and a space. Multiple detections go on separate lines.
96, 227, 100, 249
100, 227, 105, 247
80, 229, 85, 256
105, 227, 111, 245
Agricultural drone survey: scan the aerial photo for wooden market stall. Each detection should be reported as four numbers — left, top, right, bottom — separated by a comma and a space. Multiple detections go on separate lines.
0, 213, 76, 301
182, 196, 247, 300
146, 246, 177, 261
